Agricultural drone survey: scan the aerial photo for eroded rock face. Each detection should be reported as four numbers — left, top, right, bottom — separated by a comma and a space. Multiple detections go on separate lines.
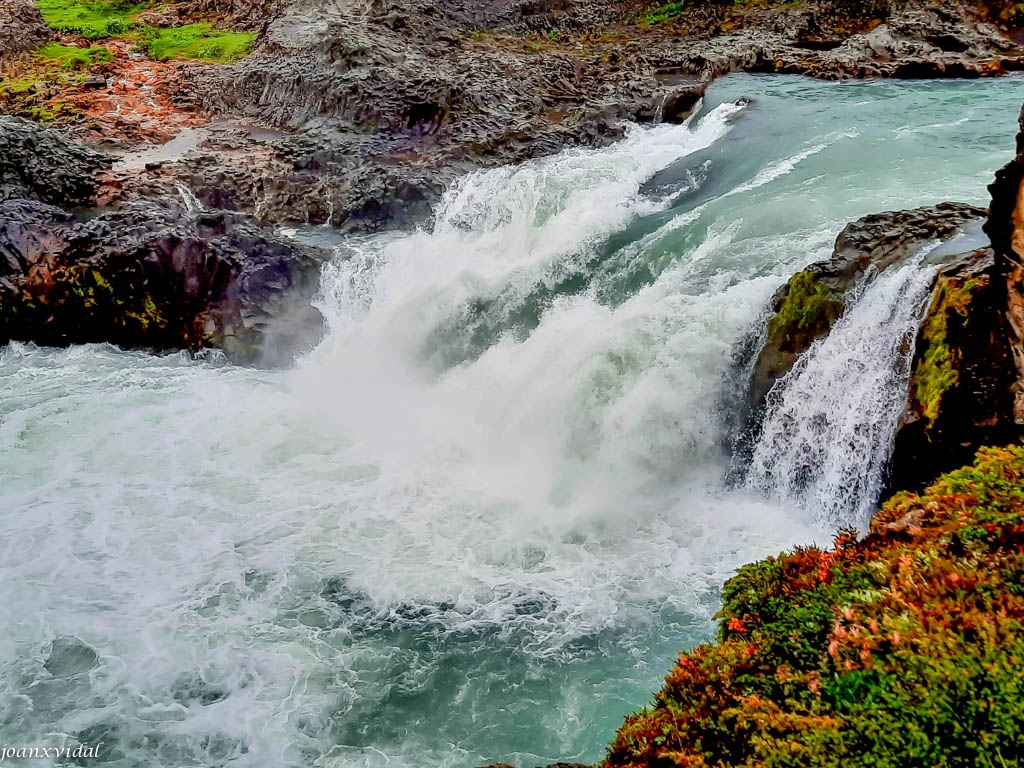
0, 0, 50, 54
0, 200, 328, 364
175, 0, 281, 30
0, 116, 110, 207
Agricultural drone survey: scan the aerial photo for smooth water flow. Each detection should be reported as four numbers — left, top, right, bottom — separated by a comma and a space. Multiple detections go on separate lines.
2, 75, 1023, 767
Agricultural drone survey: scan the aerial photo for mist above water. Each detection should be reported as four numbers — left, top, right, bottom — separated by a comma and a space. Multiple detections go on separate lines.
2, 74, 1023, 768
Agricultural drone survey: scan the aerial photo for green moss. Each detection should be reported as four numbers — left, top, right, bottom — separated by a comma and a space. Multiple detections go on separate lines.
35, 42, 114, 69
910, 274, 985, 429
34, 2, 254, 63
641, 2, 687, 25
766, 270, 844, 348
35, 0, 149, 39
607, 446, 1024, 767
137, 23, 255, 63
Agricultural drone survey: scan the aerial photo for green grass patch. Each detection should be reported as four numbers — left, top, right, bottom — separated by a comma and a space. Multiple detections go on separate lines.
34, 42, 114, 69
137, 23, 255, 63
641, 1, 686, 24
35, 0, 148, 39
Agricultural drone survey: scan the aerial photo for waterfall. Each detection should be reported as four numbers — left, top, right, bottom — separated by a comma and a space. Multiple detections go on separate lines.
175, 181, 203, 213
3, 75, 1021, 768
743, 251, 940, 528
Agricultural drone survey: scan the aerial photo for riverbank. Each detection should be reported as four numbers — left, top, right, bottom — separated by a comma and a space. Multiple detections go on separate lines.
607, 444, 1024, 767
4, 0, 1024, 233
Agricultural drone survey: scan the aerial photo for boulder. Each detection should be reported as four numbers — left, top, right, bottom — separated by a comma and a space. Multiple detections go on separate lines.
0, 0, 50, 55
0, 200, 328, 364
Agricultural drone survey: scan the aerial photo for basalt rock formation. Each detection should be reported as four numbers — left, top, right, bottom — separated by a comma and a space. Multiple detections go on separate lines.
0, 116, 109, 208
0, 199, 328, 364
0, 0, 50, 55
102, 0, 1024, 232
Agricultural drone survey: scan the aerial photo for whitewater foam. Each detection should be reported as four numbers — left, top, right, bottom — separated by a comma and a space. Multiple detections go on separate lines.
2, 75, 1023, 768
744, 249, 941, 528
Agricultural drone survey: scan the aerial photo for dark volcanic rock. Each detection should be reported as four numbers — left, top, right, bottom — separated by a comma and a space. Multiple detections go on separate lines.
0, 116, 110, 207
87, 0, 1021, 232
175, 0, 281, 30
0, 200, 328, 364
172, 0, 708, 229
984, 102, 1024, 269
682, 2, 1024, 80
889, 247, 1024, 494
0, 0, 50, 54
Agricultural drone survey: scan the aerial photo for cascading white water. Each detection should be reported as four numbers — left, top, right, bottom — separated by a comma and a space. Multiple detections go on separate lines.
743, 251, 941, 527
2, 75, 1023, 768
175, 181, 204, 213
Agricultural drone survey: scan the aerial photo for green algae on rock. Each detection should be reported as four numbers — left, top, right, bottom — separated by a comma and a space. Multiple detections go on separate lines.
908, 268, 987, 430
607, 445, 1024, 768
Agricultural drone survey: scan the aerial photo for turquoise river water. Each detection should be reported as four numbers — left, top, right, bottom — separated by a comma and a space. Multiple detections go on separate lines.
2, 74, 1024, 767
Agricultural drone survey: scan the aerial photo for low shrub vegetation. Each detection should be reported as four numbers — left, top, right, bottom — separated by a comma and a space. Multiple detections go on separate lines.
607, 445, 1024, 766
36, 0, 148, 39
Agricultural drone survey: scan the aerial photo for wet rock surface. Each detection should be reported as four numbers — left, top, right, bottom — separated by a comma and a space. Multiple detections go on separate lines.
0, 199, 328, 364
889, 246, 1024, 494
0, 0, 50, 55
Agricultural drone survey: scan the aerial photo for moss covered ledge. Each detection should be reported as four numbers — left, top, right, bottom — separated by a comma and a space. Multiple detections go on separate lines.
606, 445, 1024, 767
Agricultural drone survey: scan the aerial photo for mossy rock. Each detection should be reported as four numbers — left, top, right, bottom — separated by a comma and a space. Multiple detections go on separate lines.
736, 203, 987, 466
908, 267, 988, 430
888, 248, 1024, 496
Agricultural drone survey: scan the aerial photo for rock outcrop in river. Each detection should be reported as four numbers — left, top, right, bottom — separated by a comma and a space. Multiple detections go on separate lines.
738, 103, 1024, 500
0, 117, 327, 364
0, 199, 327, 364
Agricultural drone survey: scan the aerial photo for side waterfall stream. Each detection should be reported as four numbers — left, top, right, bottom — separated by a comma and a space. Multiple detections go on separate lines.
2, 75, 1023, 767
